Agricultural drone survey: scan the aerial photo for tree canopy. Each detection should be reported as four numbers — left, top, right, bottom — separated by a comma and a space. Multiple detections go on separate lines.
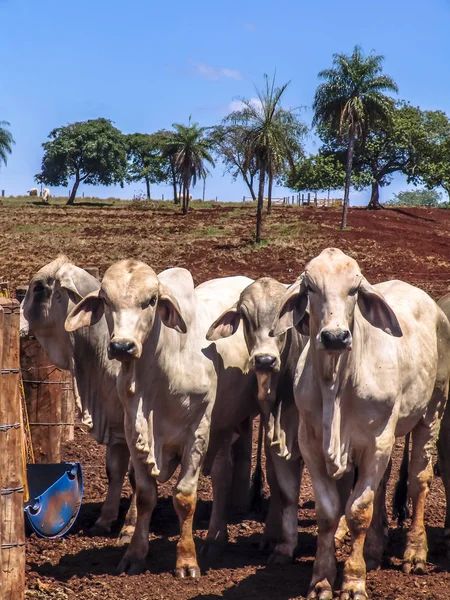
162, 119, 215, 214
0, 121, 15, 169
126, 132, 170, 199
37, 118, 127, 205
313, 45, 398, 227
227, 74, 306, 242
385, 188, 442, 207
288, 154, 370, 193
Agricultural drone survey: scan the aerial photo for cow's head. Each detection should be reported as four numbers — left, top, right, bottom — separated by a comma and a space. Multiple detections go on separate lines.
271, 248, 402, 354
207, 277, 308, 402
21, 256, 100, 370
65, 260, 187, 362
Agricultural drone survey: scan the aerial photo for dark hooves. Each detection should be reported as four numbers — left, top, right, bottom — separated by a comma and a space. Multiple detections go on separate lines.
175, 566, 201, 579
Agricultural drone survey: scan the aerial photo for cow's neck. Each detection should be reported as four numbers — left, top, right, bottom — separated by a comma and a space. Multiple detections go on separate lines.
310, 339, 351, 479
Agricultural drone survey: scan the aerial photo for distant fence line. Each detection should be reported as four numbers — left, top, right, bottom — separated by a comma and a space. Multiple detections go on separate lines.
242, 193, 343, 207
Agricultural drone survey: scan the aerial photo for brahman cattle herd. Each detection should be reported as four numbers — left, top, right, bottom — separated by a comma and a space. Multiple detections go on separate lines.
20, 248, 450, 600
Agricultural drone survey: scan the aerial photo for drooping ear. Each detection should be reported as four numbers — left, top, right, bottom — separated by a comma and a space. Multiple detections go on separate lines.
206, 304, 241, 341
59, 274, 83, 304
157, 291, 187, 334
65, 290, 104, 332
270, 275, 308, 337
295, 309, 310, 336
357, 278, 403, 337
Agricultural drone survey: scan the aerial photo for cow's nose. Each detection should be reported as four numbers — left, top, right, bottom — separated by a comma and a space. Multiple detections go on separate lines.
109, 340, 136, 358
320, 330, 352, 350
254, 354, 277, 369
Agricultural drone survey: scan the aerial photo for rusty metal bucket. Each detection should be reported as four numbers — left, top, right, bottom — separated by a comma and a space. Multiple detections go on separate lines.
24, 462, 83, 538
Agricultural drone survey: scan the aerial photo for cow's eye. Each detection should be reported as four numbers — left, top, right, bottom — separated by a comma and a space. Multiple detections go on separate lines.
349, 287, 358, 297
306, 284, 315, 293
142, 296, 157, 309
34, 283, 45, 293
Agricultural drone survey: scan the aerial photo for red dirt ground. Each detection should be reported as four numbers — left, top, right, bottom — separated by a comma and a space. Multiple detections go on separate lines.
6, 202, 450, 600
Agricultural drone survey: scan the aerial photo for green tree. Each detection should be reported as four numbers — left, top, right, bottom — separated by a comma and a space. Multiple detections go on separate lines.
406, 110, 450, 200
37, 118, 127, 205
289, 154, 349, 193
319, 102, 430, 209
163, 119, 215, 214
229, 74, 306, 242
386, 188, 441, 207
313, 45, 398, 228
0, 120, 15, 169
126, 132, 170, 199
211, 124, 259, 201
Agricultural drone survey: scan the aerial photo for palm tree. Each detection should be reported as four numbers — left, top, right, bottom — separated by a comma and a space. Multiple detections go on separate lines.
229, 74, 306, 242
0, 121, 15, 170
163, 119, 215, 214
313, 45, 398, 229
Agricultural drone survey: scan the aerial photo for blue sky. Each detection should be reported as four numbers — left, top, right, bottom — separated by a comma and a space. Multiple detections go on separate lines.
1, 0, 450, 204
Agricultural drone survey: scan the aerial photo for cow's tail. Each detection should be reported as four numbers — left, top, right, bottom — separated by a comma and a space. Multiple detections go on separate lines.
250, 416, 265, 515
392, 432, 411, 526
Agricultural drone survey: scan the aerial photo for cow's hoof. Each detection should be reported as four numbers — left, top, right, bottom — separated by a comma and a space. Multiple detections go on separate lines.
117, 555, 146, 575
175, 566, 200, 579
267, 551, 293, 565
117, 528, 133, 546
402, 559, 426, 575
88, 523, 111, 537
340, 593, 368, 600
307, 589, 333, 600
307, 582, 333, 600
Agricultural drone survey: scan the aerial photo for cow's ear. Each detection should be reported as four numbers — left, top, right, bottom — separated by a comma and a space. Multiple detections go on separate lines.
158, 292, 187, 334
295, 309, 310, 336
270, 275, 308, 337
65, 290, 104, 332
59, 274, 83, 304
357, 278, 403, 337
206, 304, 241, 341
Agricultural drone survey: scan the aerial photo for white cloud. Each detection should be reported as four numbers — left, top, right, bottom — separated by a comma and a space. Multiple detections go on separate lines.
243, 23, 256, 31
188, 60, 243, 81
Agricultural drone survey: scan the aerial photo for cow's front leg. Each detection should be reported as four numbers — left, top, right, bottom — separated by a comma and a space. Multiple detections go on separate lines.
437, 405, 450, 556
341, 453, 390, 600
117, 461, 157, 575
230, 417, 253, 511
118, 463, 137, 545
91, 442, 130, 536
263, 444, 303, 564
173, 489, 200, 578
299, 424, 340, 600
403, 420, 437, 574
173, 440, 206, 579
203, 430, 233, 558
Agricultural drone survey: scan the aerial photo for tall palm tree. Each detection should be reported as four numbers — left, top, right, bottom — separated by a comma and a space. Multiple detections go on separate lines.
229, 74, 306, 242
163, 119, 215, 214
0, 121, 15, 170
313, 45, 398, 229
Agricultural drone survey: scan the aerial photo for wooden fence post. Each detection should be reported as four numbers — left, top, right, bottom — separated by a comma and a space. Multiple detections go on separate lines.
0, 298, 25, 600
17, 287, 75, 450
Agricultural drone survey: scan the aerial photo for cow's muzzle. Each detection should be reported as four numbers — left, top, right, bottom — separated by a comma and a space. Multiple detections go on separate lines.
320, 329, 352, 351
254, 354, 278, 370
109, 340, 138, 361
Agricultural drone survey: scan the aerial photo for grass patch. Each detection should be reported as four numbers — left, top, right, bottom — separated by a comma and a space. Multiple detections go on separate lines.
253, 239, 271, 248
192, 226, 230, 238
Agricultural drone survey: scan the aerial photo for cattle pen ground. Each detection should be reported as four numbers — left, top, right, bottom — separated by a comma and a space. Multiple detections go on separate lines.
4, 199, 450, 600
